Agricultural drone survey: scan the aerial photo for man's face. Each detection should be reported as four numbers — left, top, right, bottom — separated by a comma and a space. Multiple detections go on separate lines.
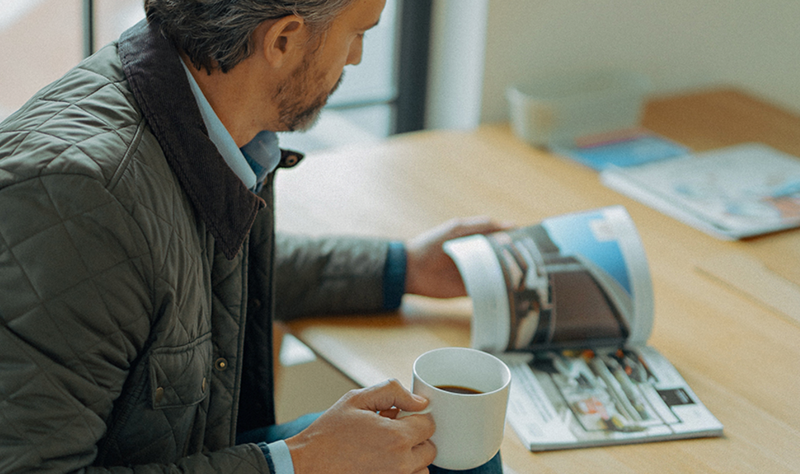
274, 0, 386, 131
274, 46, 343, 131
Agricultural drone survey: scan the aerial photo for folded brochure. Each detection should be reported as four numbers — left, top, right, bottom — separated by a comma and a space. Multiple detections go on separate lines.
444, 206, 723, 451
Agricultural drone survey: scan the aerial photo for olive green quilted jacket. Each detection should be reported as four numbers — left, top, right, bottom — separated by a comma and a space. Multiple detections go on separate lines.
0, 20, 391, 473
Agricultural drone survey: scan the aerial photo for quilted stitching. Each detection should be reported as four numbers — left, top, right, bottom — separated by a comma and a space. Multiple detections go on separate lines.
0, 42, 263, 473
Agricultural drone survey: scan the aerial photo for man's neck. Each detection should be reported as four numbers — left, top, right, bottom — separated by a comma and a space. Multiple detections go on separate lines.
180, 53, 279, 147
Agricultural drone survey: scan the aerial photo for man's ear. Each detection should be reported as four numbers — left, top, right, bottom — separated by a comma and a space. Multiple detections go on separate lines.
260, 15, 308, 68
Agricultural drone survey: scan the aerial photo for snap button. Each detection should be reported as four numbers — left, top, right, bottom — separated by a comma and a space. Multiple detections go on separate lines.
215, 358, 228, 371
154, 387, 164, 403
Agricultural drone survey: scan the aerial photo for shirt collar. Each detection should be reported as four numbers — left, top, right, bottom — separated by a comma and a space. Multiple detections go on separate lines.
242, 130, 282, 191
180, 58, 282, 190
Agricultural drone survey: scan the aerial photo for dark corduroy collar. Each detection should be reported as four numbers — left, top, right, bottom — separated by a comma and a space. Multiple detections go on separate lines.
118, 20, 265, 260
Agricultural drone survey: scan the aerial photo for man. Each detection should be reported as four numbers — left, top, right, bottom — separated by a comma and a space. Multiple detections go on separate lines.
0, 0, 506, 473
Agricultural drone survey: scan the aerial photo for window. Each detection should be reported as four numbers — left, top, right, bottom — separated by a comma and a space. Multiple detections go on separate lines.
0, 0, 83, 119
0, 0, 143, 120
92, 0, 147, 52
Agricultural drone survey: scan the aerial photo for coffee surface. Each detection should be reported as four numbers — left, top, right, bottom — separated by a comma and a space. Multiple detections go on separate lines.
435, 385, 483, 395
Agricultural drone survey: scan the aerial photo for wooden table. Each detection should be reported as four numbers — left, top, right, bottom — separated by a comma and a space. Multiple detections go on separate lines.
275, 88, 800, 473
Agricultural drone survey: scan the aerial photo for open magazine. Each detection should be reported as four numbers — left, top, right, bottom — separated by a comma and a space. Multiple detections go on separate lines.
443, 206, 723, 451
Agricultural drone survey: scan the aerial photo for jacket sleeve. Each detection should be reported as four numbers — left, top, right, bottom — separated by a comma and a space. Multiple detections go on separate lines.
272, 232, 393, 321
0, 175, 272, 474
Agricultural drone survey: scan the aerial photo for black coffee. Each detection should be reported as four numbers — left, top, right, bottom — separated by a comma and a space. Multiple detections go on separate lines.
435, 385, 483, 395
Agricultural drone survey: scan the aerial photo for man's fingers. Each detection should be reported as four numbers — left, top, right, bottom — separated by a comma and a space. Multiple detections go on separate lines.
285, 381, 438, 474
355, 379, 428, 413
406, 216, 515, 258
412, 439, 437, 472
378, 407, 400, 419
399, 411, 436, 442
355, 380, 436, 444
439, 216, 515, 241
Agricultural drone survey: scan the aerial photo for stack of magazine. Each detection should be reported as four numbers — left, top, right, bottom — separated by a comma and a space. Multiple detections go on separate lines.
444, 206, 723, 451
599, 143, 800, 239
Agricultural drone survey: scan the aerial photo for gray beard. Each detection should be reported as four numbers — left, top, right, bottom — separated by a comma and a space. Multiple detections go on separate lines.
276, 68, 345, 132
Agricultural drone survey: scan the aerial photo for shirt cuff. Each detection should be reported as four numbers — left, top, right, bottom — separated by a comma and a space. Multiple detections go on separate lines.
257, 440, 295, 474
383, 241, 407, 310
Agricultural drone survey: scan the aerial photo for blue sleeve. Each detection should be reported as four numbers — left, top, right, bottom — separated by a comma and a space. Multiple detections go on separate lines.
382, 241, 407, 310
256, 440, 294, 474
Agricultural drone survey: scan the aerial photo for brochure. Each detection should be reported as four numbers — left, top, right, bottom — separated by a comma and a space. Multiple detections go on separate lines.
600, 143, 800, 239
444, 206, 723, 451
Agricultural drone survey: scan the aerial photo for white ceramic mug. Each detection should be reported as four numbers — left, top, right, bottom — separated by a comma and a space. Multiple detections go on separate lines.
401, 347, 511, 470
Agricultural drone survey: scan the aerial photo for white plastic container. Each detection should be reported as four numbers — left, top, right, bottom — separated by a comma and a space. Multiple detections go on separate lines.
506, 70, 650, 148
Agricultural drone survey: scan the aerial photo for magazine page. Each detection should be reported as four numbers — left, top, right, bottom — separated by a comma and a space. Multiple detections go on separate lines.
600, 143, 800, 239
444, 206, 653, 353
500, 346, 723, 450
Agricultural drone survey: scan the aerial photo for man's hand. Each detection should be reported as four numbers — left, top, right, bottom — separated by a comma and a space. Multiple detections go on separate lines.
285, 380, 436, 474
405, 216, 513, 298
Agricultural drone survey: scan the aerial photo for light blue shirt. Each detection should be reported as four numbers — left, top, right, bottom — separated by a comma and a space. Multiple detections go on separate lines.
181, 60, 282, 190
181, 59, 293, 474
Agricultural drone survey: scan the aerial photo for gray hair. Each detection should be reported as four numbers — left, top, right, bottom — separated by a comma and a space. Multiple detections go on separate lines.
144, 0, 357, 73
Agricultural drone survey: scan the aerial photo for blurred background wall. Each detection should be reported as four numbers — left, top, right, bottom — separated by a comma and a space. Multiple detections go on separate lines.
3, 0, 799, 141
427, 0, 800, 130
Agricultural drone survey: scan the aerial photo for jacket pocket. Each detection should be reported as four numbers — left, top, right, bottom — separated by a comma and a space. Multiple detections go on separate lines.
148, 333, 212, 409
